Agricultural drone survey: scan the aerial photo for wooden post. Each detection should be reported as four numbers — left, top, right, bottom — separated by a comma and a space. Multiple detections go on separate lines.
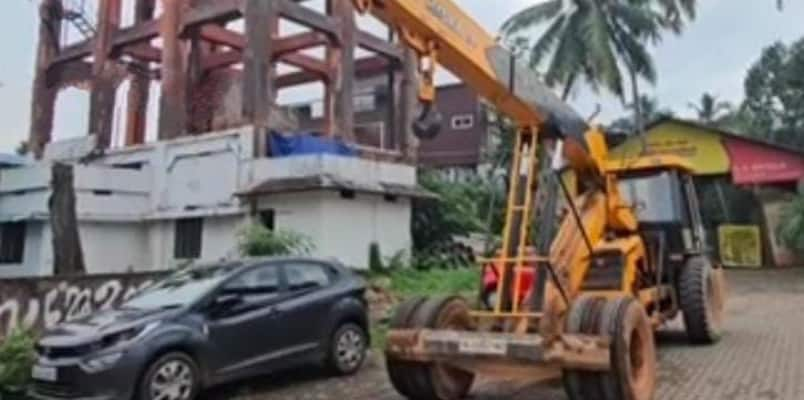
325, 0, 355, 142
158, 0, 188, 140
89, 0, 122, 150
124, 0, 156, 146
398, 47, 419, 162
28, 0, 63, 159
242, 0, 276, 157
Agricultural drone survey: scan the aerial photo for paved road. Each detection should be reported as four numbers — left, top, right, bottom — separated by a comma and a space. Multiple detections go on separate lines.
203, 269, 804, 400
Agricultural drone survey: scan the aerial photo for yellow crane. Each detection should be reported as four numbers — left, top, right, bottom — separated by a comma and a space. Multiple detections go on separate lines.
352, 1, 728, 399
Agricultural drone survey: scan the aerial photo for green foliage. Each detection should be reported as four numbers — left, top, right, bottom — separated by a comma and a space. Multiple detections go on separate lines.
238, 224, 314, 257
741, 38, 804, 148
778, 196, 804, 254
384, 268, 478, 300
610, 95, 675, 133
501, 0, 696, 102
412, 172, 487, 252
368, 242, 384, 272
0, 330, 36, 393
688, 93, 734, 125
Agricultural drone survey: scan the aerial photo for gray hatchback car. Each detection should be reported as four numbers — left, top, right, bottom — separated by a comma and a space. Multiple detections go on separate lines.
29, 257, 369, 400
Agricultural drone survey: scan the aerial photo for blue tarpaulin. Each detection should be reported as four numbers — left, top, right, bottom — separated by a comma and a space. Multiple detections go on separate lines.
269, 131, 357, 158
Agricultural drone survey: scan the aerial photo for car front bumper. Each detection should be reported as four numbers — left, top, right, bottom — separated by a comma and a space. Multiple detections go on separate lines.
27, 353, 144, 400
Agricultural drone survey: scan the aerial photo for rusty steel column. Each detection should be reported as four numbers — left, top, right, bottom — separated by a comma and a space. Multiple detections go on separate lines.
124, 0, 156, 146
158, 0, 188, 140
242, 0, 277, 157
398, 47, 419, 162
325, 0, 355, 142
28, 0, 63, 159
89, 0, 123, 150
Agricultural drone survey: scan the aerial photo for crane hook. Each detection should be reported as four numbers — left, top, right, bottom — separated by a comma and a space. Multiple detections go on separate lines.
412, 102, 443, 140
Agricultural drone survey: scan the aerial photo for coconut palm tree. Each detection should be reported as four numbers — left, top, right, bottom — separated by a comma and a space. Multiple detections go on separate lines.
688, 93, 733, 125
502, 0, 696, 133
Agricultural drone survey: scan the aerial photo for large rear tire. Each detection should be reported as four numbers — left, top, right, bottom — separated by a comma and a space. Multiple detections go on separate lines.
598, 297, 657, 400
563, 295, 606, 400
386, 297, 427, 399
385, 296, 476, 400
679, 256, 726, 344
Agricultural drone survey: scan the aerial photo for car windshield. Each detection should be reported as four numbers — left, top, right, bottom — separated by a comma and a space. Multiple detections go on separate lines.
618, 172, 678, 223
124, 264, 240, 310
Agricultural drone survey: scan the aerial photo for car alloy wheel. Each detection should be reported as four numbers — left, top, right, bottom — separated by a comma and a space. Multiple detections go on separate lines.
149, 359, 195, 400
334, 324, 366, 373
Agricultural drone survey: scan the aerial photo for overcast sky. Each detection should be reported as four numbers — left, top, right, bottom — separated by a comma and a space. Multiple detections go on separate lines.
1, 0, 803, 153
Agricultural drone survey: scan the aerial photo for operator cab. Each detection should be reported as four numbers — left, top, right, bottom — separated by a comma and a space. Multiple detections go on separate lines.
607, 156, 708, 275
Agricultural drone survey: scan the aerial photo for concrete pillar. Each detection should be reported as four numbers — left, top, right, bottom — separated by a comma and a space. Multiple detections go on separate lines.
325, 0, 355, 142
89, 0, 123, 150
242, 0, 277, 157
125, 0, 156, 146
28, 0, 63, 159
158, 0, 188, 140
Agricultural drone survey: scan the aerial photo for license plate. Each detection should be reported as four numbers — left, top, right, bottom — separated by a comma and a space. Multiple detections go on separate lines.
458, 338, 506, 356
32, 365, 57, 382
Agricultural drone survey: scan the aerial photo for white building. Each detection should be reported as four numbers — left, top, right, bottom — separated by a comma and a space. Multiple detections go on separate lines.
0, 128, 424, 277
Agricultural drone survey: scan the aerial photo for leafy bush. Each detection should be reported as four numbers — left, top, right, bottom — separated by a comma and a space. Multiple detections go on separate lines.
778, 196, 804, 254
0, 330, 36, 393
238, 224, 314, 257
412, 172, 494, 253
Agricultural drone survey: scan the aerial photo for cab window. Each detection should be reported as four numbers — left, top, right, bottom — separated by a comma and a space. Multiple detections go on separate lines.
285, 263, 332, 292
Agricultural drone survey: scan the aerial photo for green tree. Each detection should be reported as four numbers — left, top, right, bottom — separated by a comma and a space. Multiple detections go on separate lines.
741, 38, 804, 147
502, 0, 696, 133
688, 93, 733, 125
609, 94, 674, 133
412, 172, 487, 252
778, 196, 804, 254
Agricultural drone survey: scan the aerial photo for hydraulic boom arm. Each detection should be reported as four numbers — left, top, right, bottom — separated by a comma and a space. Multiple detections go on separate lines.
353, 0, 592, 162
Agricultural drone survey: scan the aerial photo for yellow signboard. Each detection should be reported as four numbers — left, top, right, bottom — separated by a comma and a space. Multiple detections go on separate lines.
718, 225, 762, 268
610, 121, 731, 175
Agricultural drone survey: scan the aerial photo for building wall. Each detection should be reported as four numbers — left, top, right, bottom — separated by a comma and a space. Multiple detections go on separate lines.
319, 191, 411, 268
0, 130, 417, 276
80, 222, 149, 274
418, 83, 487, 168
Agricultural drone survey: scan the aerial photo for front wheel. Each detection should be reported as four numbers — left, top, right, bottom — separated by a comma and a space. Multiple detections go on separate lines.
328, 323, 368, 375
679, 256, 726, 344
138, 352, 200, 400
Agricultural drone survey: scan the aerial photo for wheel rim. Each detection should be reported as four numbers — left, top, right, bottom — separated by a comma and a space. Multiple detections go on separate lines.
150, 360, 194, 400
336, 328, 365, 371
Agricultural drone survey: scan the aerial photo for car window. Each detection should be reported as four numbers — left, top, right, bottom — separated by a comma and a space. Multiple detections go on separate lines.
285, 263, 332, 292
223, 265, 281, 302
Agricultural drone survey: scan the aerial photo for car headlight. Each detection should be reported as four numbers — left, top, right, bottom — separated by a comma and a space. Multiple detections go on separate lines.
101, 321, 161, 349
80, 352, 123, 374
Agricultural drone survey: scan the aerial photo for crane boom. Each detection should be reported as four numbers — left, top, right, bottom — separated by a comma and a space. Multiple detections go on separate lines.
360, 0, 587, 138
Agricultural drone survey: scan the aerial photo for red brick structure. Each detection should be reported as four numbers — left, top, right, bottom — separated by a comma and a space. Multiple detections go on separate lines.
28, 0, 419, 160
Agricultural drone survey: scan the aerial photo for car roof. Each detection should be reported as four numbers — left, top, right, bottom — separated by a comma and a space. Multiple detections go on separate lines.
188, 256, 341, 272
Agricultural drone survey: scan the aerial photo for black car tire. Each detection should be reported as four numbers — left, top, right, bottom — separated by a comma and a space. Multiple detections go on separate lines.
138, 352, 201, 400
328, 322, 368, 375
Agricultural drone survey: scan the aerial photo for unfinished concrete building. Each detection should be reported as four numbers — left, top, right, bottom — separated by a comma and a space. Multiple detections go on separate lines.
2, 0, 426, 277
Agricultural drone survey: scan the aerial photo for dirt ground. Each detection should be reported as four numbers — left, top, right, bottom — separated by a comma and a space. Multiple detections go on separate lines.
202, 268, 804, 400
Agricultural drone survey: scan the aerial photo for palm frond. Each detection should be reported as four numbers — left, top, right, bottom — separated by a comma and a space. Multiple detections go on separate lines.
501, 0, 564, 36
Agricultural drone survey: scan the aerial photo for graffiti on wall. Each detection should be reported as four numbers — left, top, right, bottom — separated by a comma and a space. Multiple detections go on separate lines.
0, 272, 169, 338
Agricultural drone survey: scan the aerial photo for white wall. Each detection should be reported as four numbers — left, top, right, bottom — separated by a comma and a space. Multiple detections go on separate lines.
258, 192, 326, 255
200, 216, 243, 262
80, 222, 149, 274
318, 191, 411, 268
